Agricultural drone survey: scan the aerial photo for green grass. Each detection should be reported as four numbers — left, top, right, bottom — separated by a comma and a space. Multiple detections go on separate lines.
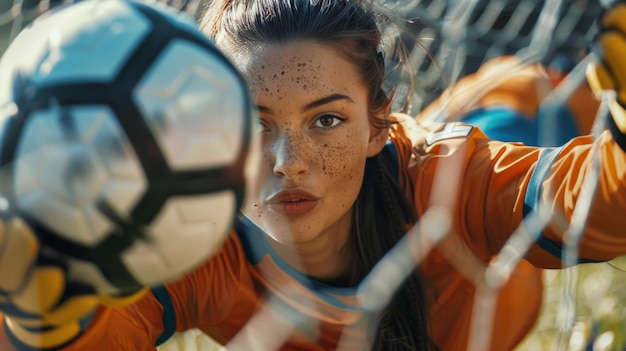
516, 259, 626, 351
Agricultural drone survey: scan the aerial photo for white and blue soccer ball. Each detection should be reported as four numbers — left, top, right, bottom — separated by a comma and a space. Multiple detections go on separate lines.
0, 0, 256, 294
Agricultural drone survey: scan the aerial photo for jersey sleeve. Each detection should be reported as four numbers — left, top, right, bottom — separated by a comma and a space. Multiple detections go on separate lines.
388, 115, 626, 350
391, 115, 626, 267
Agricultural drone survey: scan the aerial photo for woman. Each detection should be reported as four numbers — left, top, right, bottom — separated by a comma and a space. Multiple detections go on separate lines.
2, 0, 626, 351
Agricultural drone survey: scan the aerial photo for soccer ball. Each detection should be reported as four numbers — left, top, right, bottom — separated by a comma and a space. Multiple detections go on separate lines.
0, 0, 255, 294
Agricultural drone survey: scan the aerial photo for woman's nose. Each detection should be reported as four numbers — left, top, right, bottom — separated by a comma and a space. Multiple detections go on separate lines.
271, 132, 309, 178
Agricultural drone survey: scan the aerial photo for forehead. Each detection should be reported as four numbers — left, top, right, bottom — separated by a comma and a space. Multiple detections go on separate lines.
238, 41, 365, 100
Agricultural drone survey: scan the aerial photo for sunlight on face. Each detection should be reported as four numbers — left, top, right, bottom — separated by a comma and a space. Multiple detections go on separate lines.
238, 41, 379, 246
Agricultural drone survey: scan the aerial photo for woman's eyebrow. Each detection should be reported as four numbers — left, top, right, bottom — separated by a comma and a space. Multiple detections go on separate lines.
303, 94, 354, 111
256, 94, 354, 113
256, 105, 271, 113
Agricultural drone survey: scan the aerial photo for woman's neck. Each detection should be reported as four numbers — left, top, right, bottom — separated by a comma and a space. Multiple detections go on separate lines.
266, 224, 354, 285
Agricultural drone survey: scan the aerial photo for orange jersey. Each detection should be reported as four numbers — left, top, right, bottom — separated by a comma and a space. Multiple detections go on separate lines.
2, 114, 626, 351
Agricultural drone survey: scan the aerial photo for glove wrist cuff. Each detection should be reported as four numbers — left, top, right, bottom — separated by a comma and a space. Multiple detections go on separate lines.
608, 105, 626, 152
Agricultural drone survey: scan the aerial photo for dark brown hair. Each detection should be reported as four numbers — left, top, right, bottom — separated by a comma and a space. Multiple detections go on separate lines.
200, 1, 436, 350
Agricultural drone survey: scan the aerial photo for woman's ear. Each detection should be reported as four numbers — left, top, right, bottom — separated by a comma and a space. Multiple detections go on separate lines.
366, 125, 389, 157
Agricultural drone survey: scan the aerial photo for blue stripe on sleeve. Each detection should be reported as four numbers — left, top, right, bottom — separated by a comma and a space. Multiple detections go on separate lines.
523, 147, 560, 218
152, 285, 177, 346
523, 147, 563, 260
523, 147, 603, 264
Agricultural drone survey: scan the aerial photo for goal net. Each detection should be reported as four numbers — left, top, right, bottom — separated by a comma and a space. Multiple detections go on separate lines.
2, 1, 624, 351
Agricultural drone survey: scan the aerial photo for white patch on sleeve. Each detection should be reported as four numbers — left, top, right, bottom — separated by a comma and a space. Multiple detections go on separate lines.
425, 123, 473, 146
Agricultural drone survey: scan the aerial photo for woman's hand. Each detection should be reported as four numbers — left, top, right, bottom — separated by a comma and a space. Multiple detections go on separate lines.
586, 1, 626, 135
0, 218, 145, 350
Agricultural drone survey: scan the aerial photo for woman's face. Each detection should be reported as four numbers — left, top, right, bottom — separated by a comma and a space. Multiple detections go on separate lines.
238, 41, 387, 245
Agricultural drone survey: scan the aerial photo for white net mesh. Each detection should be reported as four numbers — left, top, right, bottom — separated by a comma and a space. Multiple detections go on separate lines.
0, 0, 602, 109
2, 0, 625, 350
371, 0, 603, 113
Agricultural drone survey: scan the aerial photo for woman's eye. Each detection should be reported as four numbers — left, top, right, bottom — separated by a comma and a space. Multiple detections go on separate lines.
314, 114, 344, 129
256, 121, 269, 133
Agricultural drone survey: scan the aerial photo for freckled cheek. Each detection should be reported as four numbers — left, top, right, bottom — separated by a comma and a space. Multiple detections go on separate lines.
324, 163, 365, 218
320, 133, 368, 178
320, 152, 360, 178
321, 143, 366, 198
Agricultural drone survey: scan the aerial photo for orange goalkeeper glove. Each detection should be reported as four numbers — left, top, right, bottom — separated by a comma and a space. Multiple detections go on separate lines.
586, 1, 626, 145
0, 218, 146, 350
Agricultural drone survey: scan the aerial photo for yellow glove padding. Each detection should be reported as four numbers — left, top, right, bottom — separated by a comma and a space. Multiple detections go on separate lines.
0, 218, 146, 349
586, 2, 626, 134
